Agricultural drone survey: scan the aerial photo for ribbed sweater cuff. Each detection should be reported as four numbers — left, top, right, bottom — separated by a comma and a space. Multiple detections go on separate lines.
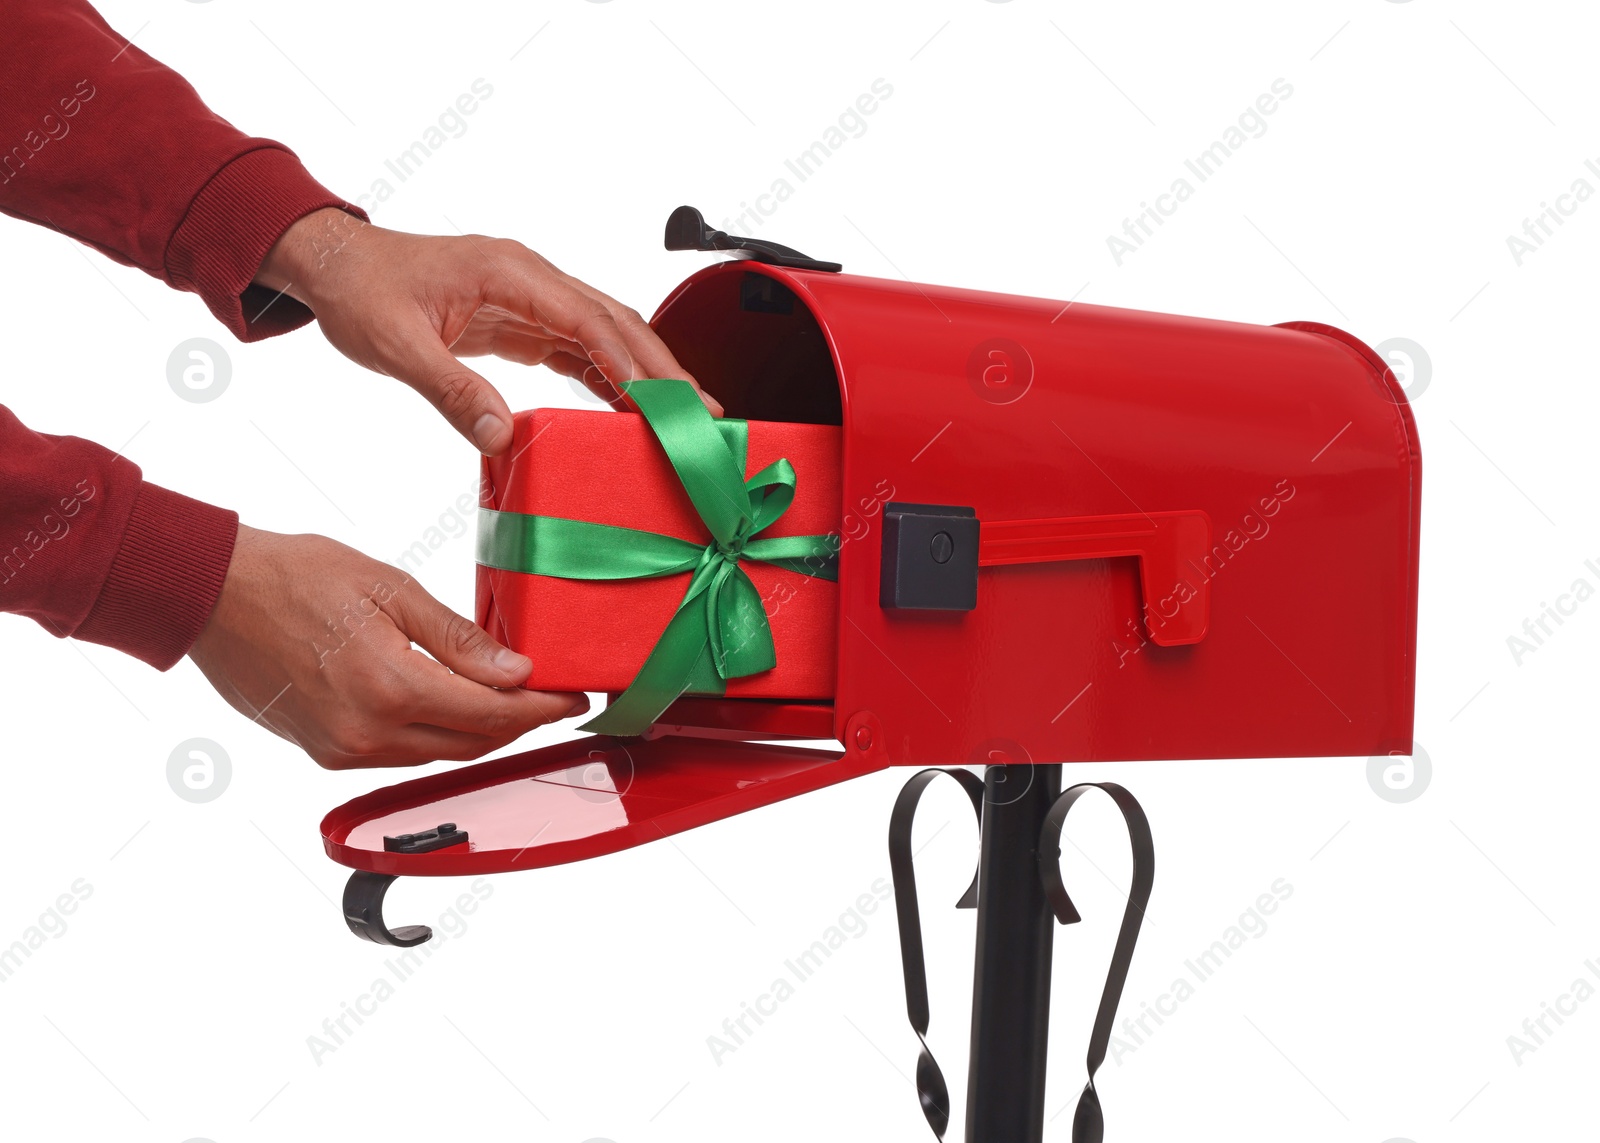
74, 481, 239, 670
164, 145, 366, 342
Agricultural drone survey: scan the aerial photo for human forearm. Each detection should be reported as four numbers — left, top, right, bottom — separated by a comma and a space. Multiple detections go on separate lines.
0, 405, 237, 668
0, 0, 362, 339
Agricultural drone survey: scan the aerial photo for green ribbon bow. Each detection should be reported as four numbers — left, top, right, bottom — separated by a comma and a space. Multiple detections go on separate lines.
476, 378, 838, 736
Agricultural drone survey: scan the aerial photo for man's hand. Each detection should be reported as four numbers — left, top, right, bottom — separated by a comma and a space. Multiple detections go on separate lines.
189, 525, 585, 769
254, 209, 722, 454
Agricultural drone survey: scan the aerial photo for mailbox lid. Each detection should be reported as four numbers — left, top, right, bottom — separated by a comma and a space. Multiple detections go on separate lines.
321, 729, 883, 876
652, 263, 1419, 765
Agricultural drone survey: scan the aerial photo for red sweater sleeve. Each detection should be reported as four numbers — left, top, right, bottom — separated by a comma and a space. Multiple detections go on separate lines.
0, 1, 365, 665
0, 0, 366, 339
0, 407, 238, 669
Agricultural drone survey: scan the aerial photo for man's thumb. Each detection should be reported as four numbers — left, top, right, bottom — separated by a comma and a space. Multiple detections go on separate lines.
384, 578, 532, 688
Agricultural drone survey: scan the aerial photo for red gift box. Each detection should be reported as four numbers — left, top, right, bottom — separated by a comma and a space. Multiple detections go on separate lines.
477, 406, 840, 702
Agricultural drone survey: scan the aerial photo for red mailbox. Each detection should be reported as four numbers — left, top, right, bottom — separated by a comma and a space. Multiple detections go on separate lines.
321, 208, 1420, 1143
650, 256, 1419, 766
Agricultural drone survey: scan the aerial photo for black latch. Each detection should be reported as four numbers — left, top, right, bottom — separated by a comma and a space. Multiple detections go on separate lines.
383, 823, 468, 854
880, 503, 979, 611
665, 205, 841, 273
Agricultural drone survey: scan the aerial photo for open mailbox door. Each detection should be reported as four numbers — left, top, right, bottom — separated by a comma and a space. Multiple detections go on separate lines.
323, 702, 882, 944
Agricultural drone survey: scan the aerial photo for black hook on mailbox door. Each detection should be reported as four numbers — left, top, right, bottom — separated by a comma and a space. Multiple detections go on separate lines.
341, 823, 471, 947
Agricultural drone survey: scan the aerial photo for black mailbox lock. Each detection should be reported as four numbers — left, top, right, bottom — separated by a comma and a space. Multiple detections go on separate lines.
880, 503, 979, 611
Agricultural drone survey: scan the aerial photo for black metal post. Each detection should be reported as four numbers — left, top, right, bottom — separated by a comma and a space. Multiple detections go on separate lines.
964, 763, 1063, 1143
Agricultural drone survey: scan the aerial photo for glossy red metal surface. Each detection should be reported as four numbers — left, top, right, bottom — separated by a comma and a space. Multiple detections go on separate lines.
321, 734, 883, 876
652, 262, 1420, 765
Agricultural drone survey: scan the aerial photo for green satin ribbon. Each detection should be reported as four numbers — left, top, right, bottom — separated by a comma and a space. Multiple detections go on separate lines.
476, 378, 837, 736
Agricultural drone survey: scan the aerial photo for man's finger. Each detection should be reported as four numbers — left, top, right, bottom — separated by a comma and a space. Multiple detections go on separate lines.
559, 276, 722, 407
381, 578, 531, 688
482, 257, 724, 416
483, 268, 635, 379
399, 331, 517, 454
459, 325, 584, 369
398, 664, 587, 737
534, 351, 635, 408
319, 726, 513, 769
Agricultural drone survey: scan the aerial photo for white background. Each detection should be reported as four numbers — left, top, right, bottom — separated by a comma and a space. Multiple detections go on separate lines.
1, 1, 1596, 1141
